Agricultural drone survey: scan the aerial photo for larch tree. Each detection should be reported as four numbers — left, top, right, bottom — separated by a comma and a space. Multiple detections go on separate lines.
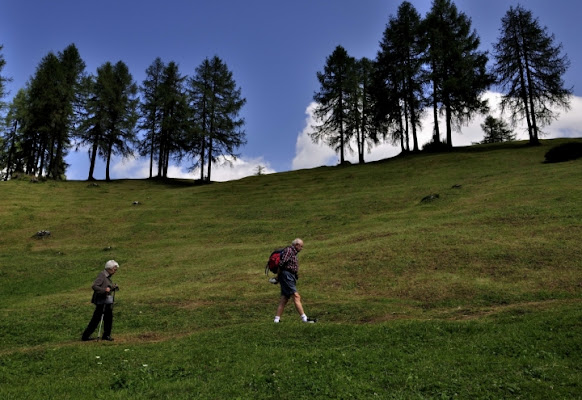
311, 45, 356, 164
138, 57, 166, 179
188, 56, 246, 182
376, 1, 424, 153
492, 5, 572, 145
157, 61, 190, 179
0, 44, 9, 108
479, 115, 515, 144
1, 90, 27, 180
347, 57, 379, 164
23, 44, 85, 179
423, 0, 491, 148
0, 44, 13, 178
78, 61, 139, 181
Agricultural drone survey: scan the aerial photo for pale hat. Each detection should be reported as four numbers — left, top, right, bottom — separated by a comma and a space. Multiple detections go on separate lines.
104, 260, 119, 271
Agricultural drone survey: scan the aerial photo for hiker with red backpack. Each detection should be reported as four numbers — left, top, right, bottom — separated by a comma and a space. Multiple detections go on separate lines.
272, 238, 316, 323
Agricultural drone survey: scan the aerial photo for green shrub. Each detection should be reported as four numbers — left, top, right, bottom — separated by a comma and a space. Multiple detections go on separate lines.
544, 141, 582, 163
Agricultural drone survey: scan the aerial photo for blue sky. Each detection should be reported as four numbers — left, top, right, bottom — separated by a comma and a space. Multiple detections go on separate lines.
2, 0, 581, 181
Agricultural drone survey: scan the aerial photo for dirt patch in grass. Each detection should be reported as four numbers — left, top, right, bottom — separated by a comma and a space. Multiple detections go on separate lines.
433, 298, 581, 321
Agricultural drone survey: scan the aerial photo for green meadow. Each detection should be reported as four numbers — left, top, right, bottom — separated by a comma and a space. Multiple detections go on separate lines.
1, 139, 581, 399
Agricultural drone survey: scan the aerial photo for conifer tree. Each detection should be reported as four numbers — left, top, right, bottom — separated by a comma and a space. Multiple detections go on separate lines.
0, 44, 14, 178
348, 57, 379, 164
188, 56, 246, 182
376, 1, 424, 153
312, 45, 356, 164
24, 44, 85, 179
479, 115, 515, 144
492, 5, 572, 145
158, 61, 190, 178
1, 90, 27, 180
138, 58, 166, 179
423, 0, 491, 148
76, 74, 104, 181
78, 61, 138, 181
0, 44, 9, 108
188, 58, 212, 181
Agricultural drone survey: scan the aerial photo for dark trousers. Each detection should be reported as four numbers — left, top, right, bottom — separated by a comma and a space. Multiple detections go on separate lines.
82, 303, 113, 339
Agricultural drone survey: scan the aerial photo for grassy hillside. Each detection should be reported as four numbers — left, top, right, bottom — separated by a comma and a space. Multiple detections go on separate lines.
1, 139, 581, 399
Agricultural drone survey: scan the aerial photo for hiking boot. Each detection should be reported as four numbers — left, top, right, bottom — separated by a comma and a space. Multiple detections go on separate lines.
81, 336, 95, 342
303, 318, 317, 323
102, 336, 114, 341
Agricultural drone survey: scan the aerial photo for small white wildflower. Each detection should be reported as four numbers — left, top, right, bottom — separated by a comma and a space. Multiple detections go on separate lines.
95, 356, 100, 359
124, 349, 130, 352
142, 364, 148, 367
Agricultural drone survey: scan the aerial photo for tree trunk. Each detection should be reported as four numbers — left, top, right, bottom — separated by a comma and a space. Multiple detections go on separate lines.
398, 112, 405, 152
199, 139, 206, 181
149, 128, 154, 179
403, 101, 410, 152
53, 136, 63, 179
339, 121, 345, 163
357, 126, 364, 164
4, 121, 17, 181
524, 60, 540, 144
105, 142, 113, 182
38, 141, 47, 178
409, 93, 419, 152
445, 101, 453, 148
46, 136, 56, 178
88, 141, 99, 181
163, 147, 169, 178
206, 139, 213, 182
432, 94, 440, 144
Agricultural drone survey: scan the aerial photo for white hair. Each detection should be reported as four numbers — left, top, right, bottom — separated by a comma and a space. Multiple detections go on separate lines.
292, 238, 303, 246
104, 260, 119, 270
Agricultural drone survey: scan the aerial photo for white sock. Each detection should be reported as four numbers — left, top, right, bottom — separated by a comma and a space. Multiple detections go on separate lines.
274, 316, 280, 323
301, 314, 307, 322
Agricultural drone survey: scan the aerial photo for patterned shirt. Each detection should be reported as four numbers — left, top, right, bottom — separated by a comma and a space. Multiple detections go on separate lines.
280, 246, 299, 274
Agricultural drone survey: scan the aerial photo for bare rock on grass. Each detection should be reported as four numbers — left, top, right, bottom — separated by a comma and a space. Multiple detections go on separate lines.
33, 230, 51, 239
421, 194, 440, 203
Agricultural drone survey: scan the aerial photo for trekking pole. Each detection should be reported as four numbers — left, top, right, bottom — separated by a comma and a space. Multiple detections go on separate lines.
97, 303, 106, 341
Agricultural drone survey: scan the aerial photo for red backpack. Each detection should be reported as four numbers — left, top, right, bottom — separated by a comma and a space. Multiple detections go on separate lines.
265, 248, 285, 276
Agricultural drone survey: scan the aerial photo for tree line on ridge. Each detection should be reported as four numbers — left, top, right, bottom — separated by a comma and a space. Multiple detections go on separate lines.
0, 0, 573, 180
0, 50, 245, 182
311, 1, 572, 164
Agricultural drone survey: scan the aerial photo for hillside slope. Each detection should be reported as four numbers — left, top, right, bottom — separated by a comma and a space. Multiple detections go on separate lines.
0, 139, 581, 399
1, 139, 581, 322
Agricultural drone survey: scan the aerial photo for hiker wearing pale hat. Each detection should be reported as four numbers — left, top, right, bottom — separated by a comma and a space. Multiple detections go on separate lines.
81, 260, 120, 341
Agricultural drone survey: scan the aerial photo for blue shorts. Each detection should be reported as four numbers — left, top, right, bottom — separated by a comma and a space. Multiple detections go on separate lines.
279, 270, 297, 298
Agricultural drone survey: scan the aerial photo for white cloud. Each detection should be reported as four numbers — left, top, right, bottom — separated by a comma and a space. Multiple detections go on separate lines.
111, 155, 150, 179
292, 102, 403, 169
543, 95, 582, 138
67, 147, 274, 182
291, 92, 582, 169
110, 154, 275, 182
292, 102, 337, 169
